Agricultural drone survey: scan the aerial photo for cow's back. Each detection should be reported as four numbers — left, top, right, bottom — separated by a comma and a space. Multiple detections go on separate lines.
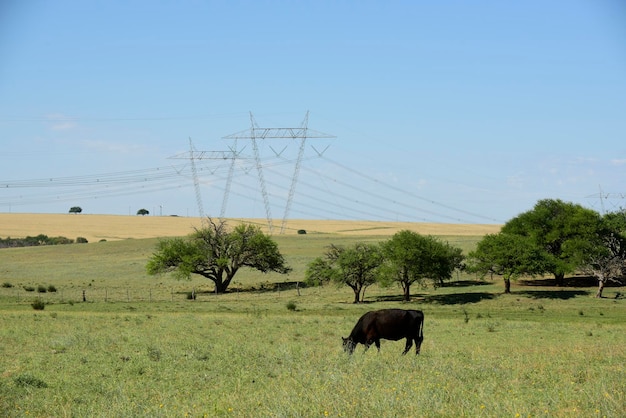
369, 309, 420, 340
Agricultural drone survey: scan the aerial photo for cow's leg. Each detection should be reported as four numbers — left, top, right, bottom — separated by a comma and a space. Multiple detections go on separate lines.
415, 334, 423, 355
374, 339, 381, 352
402, 338, 413, 355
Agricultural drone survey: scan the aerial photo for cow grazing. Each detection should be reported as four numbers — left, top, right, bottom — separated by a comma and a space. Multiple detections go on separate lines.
342, 309, 424, 355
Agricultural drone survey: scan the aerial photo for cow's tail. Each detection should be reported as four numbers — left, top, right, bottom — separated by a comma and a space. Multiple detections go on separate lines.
416, 312, 424, 354
418, 315, 424, 340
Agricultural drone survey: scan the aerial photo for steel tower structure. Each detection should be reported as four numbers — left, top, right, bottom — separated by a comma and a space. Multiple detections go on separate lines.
168, 139, 236, 223
223, 112, 335, 233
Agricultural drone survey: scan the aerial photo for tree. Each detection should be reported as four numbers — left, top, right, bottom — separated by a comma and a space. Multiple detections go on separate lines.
579, 210, 626, 297
501, 199, 603, 286
137, 209, 150, 216
466, 233, 548, 293
146, 218, 291, 293
304, 257, 334, 287
69, 206, 82, 214
305, 242, 383, 303
379, 230, 464, 301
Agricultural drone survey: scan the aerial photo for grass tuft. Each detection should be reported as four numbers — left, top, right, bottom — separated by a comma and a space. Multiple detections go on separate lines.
14, 374, 48, 388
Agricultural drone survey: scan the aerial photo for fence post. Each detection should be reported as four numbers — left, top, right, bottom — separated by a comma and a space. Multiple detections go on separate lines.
82, 290, 86, 302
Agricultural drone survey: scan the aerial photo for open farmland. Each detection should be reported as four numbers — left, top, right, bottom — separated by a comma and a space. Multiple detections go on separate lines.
0, 214, 624, 417
0, 213, 501, 242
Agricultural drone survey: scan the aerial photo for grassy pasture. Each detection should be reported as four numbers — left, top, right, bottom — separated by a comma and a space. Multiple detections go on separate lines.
0, 215, 625, 417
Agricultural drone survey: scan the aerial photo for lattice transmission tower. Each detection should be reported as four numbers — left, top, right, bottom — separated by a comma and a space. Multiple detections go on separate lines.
168, 139, 238, 224
223, 111, 335, 234
586, 186, 626, 214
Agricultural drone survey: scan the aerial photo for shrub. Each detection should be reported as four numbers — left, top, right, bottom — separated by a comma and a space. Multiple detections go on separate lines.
297, 229, 307, 234
37, 285, 47, 293
31, 299, 45, 310
286, 301, 297, 311
23, 286, 35, 292
48, 236, 73, 245
1, 282, 13, 288
76, 237, 88, 244
47, 285, 57, 292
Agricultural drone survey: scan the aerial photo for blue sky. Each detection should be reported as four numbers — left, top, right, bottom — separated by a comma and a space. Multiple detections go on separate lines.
1, 0, 625, 224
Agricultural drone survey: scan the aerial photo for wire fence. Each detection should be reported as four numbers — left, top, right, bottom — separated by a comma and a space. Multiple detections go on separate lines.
3, 287, 210, 304
1, 282, 306, 304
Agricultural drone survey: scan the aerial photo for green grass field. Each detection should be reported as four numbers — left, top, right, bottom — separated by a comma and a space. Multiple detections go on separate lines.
1, 232, 625, 417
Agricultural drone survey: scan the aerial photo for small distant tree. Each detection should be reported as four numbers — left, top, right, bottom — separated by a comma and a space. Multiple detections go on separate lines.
379, 230, 464, 301
69, 206, 82, 214
137, 209, 150, 216
306, 242, 383, 303
467, 233, 548, 293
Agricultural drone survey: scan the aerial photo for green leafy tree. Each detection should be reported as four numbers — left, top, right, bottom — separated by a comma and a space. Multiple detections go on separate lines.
305, 242, 383, 303
501, 199, 603, 286
467, 233, 548, 293
146, 218, 291, 293
579, 210, 626, 297
304, 257, 334, 287
379, 230, 464, 301
69, 206, 82, 214
137, 208, 149, 216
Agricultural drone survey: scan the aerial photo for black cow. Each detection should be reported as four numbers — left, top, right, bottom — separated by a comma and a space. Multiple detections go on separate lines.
342, 309, 424, 355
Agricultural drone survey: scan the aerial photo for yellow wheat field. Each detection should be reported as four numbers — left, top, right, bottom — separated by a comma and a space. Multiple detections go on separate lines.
0, 213, 501, 242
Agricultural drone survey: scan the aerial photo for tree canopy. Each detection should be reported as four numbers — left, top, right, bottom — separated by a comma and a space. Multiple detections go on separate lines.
578, 210, 626, 297
466, 233, 548, 293
379, 230, 464, 300
305, 242, 382, 303
146, 218, 291, 293
501, 199, 603, 286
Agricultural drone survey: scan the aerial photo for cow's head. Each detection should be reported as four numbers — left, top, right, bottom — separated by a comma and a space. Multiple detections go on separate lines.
342, 337, 356, 354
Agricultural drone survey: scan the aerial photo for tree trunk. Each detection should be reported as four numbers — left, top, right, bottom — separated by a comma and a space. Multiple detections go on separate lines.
503, 278, 511, 294
215, 278, 229, 294
596, 280, 605, 298
403, 284, 411, 301
351, 284, 361, 303
554, 272, 565, 287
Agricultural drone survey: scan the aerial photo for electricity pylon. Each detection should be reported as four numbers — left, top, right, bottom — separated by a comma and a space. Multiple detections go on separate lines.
223, 111, 335, 233
168, 139, 237, 224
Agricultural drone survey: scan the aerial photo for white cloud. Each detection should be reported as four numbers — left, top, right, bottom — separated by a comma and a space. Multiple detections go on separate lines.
45, 113, 77, 131
413, 178, 428, 190
610, 158, 626, 166
572, 156, 598, 164
506, 173, 525, 189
